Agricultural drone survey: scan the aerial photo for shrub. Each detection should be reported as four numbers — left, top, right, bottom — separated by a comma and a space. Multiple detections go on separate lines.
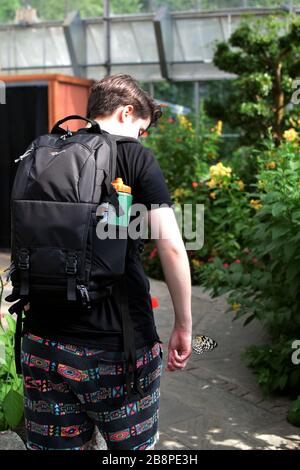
0, 272, 23, 431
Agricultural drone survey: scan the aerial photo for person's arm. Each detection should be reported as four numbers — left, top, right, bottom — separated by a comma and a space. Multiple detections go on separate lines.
147, 206, 193, 371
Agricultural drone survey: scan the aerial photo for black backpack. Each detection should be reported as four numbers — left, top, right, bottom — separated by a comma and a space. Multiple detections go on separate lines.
5, 114, 145, 402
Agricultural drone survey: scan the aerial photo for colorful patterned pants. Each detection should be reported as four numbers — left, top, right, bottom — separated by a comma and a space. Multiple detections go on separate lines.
21, 332, 163, 450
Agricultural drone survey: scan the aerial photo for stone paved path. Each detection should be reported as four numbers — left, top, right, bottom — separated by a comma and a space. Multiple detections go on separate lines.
1, 250, 300, 450
153, 279, 300, 450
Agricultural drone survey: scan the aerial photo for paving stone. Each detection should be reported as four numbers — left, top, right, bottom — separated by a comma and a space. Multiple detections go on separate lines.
150, 277, 300, 450
0, 431, 26, 450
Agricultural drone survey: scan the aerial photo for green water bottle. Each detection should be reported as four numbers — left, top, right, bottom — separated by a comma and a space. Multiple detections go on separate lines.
108, 177, 133, 227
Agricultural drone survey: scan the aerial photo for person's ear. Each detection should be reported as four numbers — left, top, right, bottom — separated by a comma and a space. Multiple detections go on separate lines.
124, 105, 135, 120
116, 106, 127, 124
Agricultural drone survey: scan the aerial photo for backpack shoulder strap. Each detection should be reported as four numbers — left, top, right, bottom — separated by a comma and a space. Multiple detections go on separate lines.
115, 250, 146, 404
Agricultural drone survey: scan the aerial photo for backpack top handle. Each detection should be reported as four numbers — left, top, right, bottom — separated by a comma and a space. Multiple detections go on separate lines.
50, 115, 102, 135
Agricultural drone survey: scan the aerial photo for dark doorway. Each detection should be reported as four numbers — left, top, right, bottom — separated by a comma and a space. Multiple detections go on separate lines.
0, 85, 48, 248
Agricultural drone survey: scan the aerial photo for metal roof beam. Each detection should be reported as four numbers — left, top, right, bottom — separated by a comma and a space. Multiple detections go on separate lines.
63, 10, 86, 78
154, 6, 172, 81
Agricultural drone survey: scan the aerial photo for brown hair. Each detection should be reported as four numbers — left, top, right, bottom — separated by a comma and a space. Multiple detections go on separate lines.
86, 74, 162, 129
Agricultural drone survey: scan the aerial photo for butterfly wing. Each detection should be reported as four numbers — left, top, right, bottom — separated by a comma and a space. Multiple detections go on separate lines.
192, 335, 218, 355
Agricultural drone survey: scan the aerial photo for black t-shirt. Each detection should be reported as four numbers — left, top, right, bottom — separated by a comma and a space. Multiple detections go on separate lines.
23, 131, 173, 351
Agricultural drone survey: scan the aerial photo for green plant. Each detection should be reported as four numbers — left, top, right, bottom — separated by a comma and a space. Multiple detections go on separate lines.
213, 13, 300, 147
142, 104, 224, 279
198, 131, 300, 418
0, 271, 24, 431
143, 104, 219, 193
243, 338, 300, 396
288, 395, 300, 426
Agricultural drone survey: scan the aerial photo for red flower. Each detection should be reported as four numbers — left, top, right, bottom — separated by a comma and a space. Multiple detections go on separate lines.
208, 257, 215, 263
187, 250, 196, 257
192, 181, 198, 188
223, 262, 229, 267
168, 117, 175, 123
234, 259, 241, 264
149, 247, 158, 259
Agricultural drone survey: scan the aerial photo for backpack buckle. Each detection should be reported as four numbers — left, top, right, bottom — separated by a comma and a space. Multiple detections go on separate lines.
138, 239, 145, 253
65, 253, 78, 275
18, 249, 29, 270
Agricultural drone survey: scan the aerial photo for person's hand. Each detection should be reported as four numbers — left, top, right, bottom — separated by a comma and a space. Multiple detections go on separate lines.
165, 327, 192, 372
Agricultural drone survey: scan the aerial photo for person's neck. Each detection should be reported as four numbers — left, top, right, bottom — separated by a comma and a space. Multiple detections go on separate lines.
94, 119, 115, 134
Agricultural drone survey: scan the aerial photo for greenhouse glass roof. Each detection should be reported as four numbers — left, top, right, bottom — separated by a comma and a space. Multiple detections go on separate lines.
0, 5, 299, 81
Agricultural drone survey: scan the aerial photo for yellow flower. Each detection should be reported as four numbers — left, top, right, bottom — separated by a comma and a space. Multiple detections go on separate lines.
191, 259, 203, 269
210, 191, 217, 199
283, 128, 299, 142
250, 199, 262, 210
216, 120, 223, 136
207, 178, 216, 188
210, 162, 232, 178
173, 187, 186, 198
178, 114, 193, 131
232, 303, 241, 311
211, 120, 223, 136
236, 179, 245, 191
265, 161, 276, 169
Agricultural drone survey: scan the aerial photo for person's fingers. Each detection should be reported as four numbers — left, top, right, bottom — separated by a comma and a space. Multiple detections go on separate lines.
166, 360, 186, 371
166, 350, 187, 371
173, 349, 191, 363
169, 357, 185, 368
166, 351, 178, 371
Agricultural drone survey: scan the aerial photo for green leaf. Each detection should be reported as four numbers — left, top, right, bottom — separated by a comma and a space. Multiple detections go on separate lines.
291, 209, 300, 223
271, 224, 290, 240
287, 261, 300, 282
263, 192, 281, 204
288, 396, 300, 427
2, 390, 23, 429
283, 243, 298, 262
272, 203, 287, 217
289, 369, 300, 388
243, 314, 256, 326
0, 410, 7, 432
278, 374, 288, 390
3, 315, 16, 335
289, 160, 300, 172
231, 272, 242, 284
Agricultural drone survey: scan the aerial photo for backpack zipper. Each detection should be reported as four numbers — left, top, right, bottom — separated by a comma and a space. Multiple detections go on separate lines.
14, 140, 92, 164
37, 141, 92, 153
77, 284, 91, 308
14, 143, 36, 163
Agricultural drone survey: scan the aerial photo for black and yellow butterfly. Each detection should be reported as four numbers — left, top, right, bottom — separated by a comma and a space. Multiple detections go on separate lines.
192, 335, 218, 355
